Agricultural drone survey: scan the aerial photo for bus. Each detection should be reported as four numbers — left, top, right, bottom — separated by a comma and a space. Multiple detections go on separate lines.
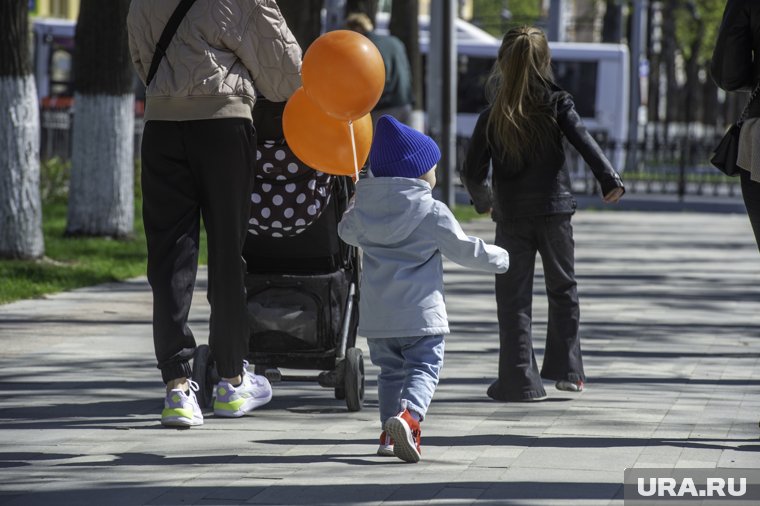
375, 14, 630, 151
32, 18, 146, 109
32, 17, 76, 107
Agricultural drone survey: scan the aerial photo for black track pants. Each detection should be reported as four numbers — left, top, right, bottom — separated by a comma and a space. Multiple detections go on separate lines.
141, 118, 256, 383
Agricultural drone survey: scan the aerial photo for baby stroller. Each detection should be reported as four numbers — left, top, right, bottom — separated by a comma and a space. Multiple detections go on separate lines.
191, 100, 364, 412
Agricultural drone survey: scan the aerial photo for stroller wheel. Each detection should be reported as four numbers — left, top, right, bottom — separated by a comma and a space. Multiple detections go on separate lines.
191, 345, 215, 410
344, 347, 364, 412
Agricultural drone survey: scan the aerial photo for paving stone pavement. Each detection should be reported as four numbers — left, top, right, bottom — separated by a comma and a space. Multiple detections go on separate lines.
0, 210, 759, 506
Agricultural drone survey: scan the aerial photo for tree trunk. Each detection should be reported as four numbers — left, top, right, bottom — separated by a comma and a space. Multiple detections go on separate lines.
278, 0, 324, 51
0, 1, 44, 259
601, 0, 623, 43
389, 0, 423, 122
570, 0, 600, 42
661, 0, 679, 138
646, 1, 661, 144
702, 78, 719, 134
683, 21, 703, 129
67, 94, 135, 236
686, 3, 708, 130
66, 0, 134, 238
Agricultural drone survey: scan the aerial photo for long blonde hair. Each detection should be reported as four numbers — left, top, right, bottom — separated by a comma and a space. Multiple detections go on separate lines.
486, 26, 557, 161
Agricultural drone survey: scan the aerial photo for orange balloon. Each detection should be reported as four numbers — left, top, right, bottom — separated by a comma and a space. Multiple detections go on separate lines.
301, 30, 385, 121
283, 87, 373, 176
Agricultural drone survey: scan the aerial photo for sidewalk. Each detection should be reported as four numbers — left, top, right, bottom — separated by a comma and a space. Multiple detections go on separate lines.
1, 211, 759, 506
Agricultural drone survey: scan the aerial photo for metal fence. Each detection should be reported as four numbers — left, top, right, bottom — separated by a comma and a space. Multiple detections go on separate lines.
564, 136, 740, 198
40, 106, 145, 163
40, 108, 73, 161
41, 109, 737, 199
454, 132, 739, 199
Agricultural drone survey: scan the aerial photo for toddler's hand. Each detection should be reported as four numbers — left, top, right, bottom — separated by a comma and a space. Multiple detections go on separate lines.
603, 187, 624, 204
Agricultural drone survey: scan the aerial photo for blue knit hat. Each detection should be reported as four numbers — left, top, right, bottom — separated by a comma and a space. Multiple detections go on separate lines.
369, 115, 441, 178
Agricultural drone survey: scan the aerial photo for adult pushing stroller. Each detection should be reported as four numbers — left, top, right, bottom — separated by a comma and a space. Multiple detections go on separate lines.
191, 100, 364, 412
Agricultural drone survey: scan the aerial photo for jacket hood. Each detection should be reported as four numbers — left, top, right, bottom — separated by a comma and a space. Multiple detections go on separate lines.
351, 177, 436, 244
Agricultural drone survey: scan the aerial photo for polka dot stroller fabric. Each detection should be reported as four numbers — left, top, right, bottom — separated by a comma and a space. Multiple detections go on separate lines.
249, 139, 332, 238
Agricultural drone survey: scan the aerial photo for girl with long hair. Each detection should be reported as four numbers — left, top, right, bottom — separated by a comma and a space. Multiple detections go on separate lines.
462, 26, 625, 402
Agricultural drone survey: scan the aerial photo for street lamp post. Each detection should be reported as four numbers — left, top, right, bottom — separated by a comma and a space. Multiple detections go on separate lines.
547, 0, 566, 42
428, 0, 457, 206
627, 0, 649, 173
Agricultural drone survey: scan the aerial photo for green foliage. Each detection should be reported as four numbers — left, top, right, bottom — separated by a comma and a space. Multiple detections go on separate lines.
471, 0, 725, 67
1, 161, 207, 304
507, 0, 542, 26
0, 200, 148, 304
622, 170, 738, 184
40, 158, 143, 205
40, 157, 71, 204
470, 0, 542, 38
452, 204, 488, 223
674, 0, 725, 65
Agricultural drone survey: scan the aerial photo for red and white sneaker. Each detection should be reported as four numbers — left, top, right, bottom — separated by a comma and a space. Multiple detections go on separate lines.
385, 409, 421, 463
377, 431, 395, 457
556, 379, 584, 392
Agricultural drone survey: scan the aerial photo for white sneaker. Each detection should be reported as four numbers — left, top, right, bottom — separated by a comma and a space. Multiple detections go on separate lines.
556, 380, 584, 392
213, 361, 272, 417
161, 380, 204, 427
377, 431, 395, 457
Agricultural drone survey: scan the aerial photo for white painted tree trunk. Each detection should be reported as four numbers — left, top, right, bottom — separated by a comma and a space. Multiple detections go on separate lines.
0, 75, 44, 259
67, 93, 134, 237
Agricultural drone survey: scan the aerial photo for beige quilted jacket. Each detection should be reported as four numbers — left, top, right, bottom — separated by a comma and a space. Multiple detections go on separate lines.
127, 0, 302, 122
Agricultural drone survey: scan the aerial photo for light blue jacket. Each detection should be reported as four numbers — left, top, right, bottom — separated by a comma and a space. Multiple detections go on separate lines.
337, 177, 509, 339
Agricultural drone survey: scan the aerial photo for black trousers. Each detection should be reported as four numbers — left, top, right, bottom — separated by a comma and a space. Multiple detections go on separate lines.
741, 170, 760, 252
491, 214, 584, 400
141, 118, 256, 383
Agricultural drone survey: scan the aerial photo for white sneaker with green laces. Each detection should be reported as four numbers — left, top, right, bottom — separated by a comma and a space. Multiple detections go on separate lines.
161, 380, 204, 427
213, 362, 273, 417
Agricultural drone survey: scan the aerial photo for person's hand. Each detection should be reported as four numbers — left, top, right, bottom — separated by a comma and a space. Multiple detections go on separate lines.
602, 187, 624, 204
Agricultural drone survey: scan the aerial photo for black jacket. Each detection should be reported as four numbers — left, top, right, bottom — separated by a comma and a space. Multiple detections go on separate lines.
711, 0, 760, 116
462, 88, 624, 220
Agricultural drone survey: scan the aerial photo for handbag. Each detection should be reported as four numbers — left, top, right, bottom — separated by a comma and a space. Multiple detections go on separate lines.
711, 124, 742, 176
711, 81, 760, 176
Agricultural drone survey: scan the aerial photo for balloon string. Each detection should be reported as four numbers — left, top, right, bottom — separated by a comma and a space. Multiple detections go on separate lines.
349, 120, 359, 181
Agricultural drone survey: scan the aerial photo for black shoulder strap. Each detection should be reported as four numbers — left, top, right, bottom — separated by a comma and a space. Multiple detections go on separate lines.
739, 81, 760, 125
146, 0, 197, 86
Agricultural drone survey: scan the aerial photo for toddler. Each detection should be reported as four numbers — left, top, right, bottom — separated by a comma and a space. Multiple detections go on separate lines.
338, 115, 509, 462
